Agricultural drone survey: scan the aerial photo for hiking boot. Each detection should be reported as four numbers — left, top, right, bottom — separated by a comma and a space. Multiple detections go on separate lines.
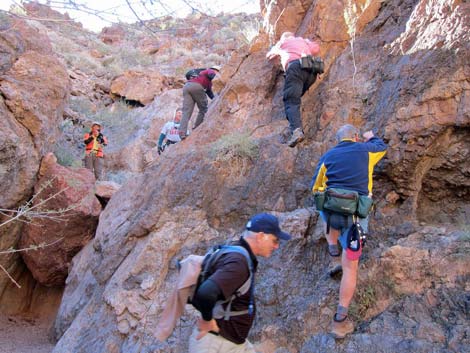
287, 128, 304, 147
331, 316, 354, 339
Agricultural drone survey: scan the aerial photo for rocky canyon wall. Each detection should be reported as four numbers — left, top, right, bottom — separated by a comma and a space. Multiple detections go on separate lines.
50, 0, 469, 353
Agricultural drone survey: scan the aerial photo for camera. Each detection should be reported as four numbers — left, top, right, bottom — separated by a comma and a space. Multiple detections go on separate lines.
96, 133, 106, 145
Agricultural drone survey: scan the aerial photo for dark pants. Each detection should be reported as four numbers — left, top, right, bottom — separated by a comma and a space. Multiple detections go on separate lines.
180, 82, 208, 136
283, 60, 317, 132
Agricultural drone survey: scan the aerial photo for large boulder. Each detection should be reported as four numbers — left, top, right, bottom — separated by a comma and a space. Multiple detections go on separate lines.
0, 18, 69, 208
99, 25, 126, 45
19, 154, 102, 287
110, 70, 181, 106
0, 16, 70, 307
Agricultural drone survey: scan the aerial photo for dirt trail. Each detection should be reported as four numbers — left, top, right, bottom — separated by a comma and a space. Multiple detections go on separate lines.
0, 315, 54, 353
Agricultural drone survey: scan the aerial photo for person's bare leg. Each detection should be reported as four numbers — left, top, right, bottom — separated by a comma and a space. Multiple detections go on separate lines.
338, 251, 359, 310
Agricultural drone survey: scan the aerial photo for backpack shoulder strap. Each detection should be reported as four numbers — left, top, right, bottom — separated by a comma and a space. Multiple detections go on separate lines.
211, 245, 256, 320
218, 245, 253, 271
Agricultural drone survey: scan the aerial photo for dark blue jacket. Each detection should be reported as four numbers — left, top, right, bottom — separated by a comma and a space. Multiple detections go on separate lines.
311, 137, 387, 195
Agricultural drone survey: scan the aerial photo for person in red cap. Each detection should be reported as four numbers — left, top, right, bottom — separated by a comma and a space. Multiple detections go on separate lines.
83, 121, 108, 180
310, 124, 387, 339
188, 213, 291, 353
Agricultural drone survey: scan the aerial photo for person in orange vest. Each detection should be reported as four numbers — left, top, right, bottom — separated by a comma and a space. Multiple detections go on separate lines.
83, 122, 108, 180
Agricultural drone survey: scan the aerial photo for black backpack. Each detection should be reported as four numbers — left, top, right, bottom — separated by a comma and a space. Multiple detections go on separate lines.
185, 68, 206, 80
191, 244, 255, 320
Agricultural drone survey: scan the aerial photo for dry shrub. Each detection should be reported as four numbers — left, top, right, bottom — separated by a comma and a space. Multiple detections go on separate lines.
209, 132, 259, 179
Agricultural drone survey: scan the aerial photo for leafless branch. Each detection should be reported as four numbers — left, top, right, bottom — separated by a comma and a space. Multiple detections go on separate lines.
0, 263, 21, 288
0, 237, 64, 256
125, 0, 159, 36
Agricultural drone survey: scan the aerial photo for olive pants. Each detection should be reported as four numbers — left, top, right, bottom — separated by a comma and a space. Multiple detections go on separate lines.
84, 154, 103, 180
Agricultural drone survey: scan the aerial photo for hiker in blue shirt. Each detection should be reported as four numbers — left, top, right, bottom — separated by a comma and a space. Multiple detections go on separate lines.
310, 124, 387, 339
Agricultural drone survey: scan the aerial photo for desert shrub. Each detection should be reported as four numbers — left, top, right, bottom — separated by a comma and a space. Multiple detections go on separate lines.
205, 53, 224, 64
49, 32, 81, 54
54, 140, 82, 168
93, 100, 141, 148
69, 96, 94, 116
111, 46, 153, 72
175, 66, 186, 77
106, 170, 132, 185
92, 40, 112, 56
96, 100, 133, 127
191, 49, 208, 62
156, 53, 170, 64
64, 52, 100, 73
0, 11, 12, 29
348, 284, 376, 321
210, 132, 259, 161
173, 47, 193, 57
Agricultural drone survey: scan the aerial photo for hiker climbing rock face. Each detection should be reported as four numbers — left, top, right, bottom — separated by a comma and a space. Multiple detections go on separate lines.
83, 122, 108, 180
310, 124, 387, 339
266, 32, 322, 147
179, 65, 221, 140
157, 108, 183, 155
188, 213, 291, 353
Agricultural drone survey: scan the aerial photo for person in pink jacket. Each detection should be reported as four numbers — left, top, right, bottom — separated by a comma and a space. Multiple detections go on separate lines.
267, 32, 321, 147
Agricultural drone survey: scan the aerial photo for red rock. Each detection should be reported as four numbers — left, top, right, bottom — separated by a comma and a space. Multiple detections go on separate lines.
110, 70, 173, 105
19, 154, 102, 286
100, 25, 126, 45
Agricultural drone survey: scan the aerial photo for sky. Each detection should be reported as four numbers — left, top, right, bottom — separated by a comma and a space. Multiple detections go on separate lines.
0, 0, 261, 32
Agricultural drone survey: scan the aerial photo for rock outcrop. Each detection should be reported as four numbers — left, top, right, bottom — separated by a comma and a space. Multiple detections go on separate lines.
51, 1, 469, 353
0, 16, 70, 308
19, 154, 101, 287
110, 70, 182, 106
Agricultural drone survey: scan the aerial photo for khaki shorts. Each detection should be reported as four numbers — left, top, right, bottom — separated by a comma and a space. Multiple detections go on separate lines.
188, 327, 256, 353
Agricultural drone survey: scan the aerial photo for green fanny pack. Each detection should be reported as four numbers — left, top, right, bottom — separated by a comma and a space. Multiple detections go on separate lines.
314, 188, 373, 218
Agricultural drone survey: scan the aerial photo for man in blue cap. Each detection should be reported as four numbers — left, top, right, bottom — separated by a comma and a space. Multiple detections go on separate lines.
189, 213, 291, 353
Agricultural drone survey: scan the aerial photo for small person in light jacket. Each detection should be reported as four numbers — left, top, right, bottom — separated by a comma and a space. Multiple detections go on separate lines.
157, 108, 183, 154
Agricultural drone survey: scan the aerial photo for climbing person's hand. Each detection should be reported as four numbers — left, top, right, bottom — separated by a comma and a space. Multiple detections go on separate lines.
362, 131, 374, 141
196, 318, 219, 340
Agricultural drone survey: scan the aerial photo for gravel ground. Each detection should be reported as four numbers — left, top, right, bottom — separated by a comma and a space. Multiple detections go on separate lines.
0, 315, 55, 353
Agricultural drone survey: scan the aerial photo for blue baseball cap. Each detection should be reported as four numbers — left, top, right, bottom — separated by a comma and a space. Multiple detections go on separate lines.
246, 213, 292, 240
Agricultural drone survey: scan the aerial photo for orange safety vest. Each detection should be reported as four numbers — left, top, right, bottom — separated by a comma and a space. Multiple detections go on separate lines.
84, 133, 107, 157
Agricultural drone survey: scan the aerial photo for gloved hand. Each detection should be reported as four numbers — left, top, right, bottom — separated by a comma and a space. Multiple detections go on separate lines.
158, 146, 164, 155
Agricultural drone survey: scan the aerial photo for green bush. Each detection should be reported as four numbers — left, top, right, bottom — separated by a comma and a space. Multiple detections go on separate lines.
54, 141, 82, 168
93, 40, 112, 56
69, 96, 94, 116
348, 284, 376, 321
109, 46, 153, 73
210, 132, 259, 163
64, 52, 99, 73
93, 100, 141, 148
